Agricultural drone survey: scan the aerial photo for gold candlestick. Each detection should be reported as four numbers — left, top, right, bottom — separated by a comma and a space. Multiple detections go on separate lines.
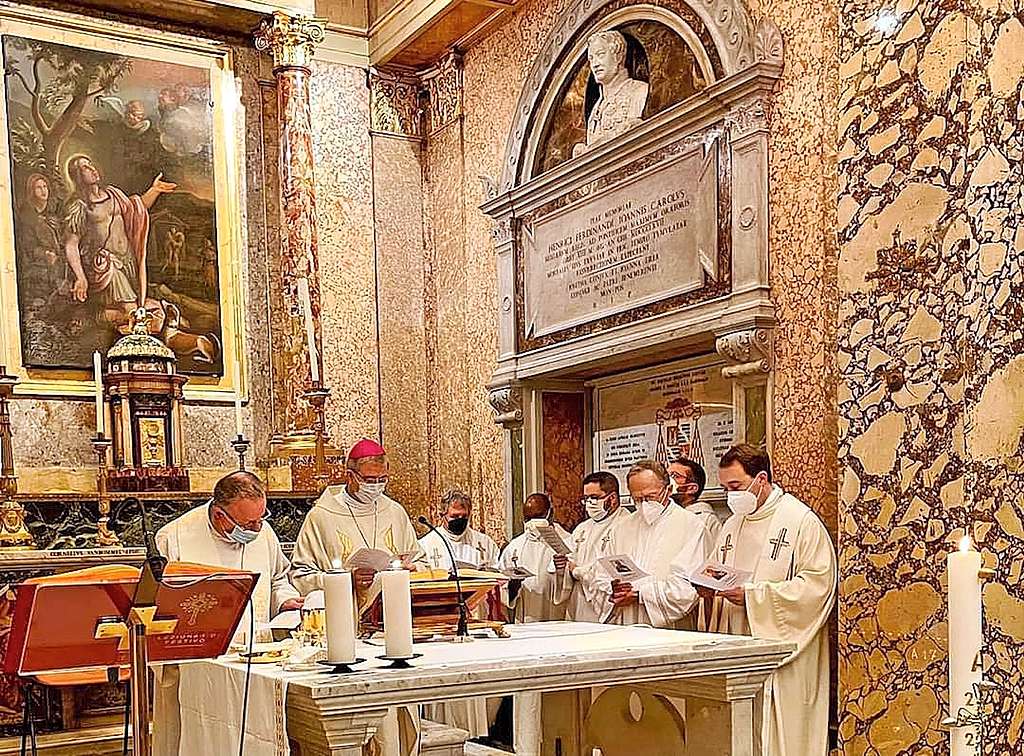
303, 387, 331, 487
92, 433, 120, 547
0, 368, 34, 550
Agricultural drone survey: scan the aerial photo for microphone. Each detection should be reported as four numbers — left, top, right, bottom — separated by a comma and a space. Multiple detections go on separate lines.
127, 496, 167, 606
417, 516, 469, 639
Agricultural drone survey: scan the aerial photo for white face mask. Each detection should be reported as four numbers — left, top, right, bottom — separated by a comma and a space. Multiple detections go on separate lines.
726, 476, 762, 516
353, 480, 386, 506
585, 496, 609, 521
639, 498, 667, 525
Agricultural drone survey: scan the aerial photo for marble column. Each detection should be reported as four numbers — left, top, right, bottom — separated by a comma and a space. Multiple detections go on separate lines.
254, 12, 327, 442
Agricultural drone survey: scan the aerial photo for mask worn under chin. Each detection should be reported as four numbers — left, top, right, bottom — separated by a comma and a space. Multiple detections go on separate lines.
726, 477, 761, 516
585, 498, 608, 521
353, 481, 387, 506
226, 523, 260, 545
446, 516, 469, 535
639, 499, 666, 525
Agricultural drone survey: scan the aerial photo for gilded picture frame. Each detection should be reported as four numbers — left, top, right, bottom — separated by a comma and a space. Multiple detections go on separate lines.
0, 4, 247, 402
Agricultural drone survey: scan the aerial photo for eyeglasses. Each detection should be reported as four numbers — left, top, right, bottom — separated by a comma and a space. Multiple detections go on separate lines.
214, 504, 267, 532
352, 470, 389, 485
580, 493, 609, 505
669, 472, 692, 485
633, 487, 668, 505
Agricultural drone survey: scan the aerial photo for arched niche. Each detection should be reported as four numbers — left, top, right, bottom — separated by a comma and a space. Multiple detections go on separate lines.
481, 0, 784, 533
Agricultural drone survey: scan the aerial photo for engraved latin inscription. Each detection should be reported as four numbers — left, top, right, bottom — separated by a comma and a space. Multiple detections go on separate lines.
524, 146, 718, 338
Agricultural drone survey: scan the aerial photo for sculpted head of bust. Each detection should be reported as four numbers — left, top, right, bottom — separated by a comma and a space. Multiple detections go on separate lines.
573, 29, 650, 156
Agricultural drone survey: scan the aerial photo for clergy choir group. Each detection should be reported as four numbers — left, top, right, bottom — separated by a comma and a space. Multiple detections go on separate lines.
152, 438, 837, 756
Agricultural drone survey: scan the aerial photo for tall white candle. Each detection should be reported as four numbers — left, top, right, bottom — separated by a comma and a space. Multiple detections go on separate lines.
324, 569, 356, 663
233, 362, 244, 438
381, 568, 413, 658
92, 351, 104, 435
948, 536, 982, 756
296, 277, 320, 385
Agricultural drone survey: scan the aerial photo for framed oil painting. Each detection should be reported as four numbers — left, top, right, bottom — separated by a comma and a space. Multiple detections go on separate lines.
0, 5, 245, 399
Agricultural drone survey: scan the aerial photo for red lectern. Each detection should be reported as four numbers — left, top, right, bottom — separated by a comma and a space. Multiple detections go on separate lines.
3, 562, 256, 755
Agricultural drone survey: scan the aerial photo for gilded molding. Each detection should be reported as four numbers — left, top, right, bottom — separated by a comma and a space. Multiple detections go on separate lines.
422, 51, 464, 134
716, 328, 773, 378
369, 69, 424, 138
254, 12, 327, 71
488, 386, 523, 429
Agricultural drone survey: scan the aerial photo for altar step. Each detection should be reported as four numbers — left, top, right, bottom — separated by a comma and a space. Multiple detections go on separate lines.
421, 720, 513, 756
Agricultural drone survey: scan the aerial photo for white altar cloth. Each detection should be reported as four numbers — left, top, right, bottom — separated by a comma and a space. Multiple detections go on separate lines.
174, 622, 794, 755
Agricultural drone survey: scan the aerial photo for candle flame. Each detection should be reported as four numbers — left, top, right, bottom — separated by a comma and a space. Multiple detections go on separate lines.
958, 535, 973, 553
331, 558, 343, 570
390, 559, 403, 570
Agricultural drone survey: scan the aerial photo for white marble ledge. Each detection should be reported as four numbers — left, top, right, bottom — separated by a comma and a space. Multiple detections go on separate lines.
219, 622, 794, 710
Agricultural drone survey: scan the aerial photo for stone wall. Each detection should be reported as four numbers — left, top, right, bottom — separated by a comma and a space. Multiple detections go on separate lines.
836, 0, 1024, 752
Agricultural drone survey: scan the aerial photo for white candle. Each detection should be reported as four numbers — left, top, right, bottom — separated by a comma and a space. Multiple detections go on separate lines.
381, 568, 413, 658
92, 351, 104, 435
297, 277, 320, 385
324, 570, 356, 663
948, 535, 982, 756
233, 362, 243, 438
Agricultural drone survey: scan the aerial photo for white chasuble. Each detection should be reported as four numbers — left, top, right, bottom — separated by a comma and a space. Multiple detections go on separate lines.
707, 485, 837, 756
419, 525, 501, 738
290, 485, 426, 594
498, 526, 570, 623
153, 504, 300, 756
555, 507, 628, 622
602, 505, 710, 629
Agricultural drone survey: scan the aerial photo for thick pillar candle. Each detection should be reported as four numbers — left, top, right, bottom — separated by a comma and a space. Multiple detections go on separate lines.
948, 536, 982, 756
93, 351, 104, 435
381, 568, 413, 658
324, 570, 356, 663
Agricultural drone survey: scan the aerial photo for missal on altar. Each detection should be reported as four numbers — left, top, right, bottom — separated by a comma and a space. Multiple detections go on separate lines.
687, 559, 752, 591
346, 547, 413, 573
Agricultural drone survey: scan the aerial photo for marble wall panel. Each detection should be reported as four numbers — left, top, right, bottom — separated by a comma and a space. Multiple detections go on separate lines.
310, 61, 381, 448
373, 134, 432, 520
836, 0, 1024, 752
541, 391, 587, 529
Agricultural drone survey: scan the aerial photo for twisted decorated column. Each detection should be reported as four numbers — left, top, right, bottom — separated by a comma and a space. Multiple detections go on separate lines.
254, 13, 326, 439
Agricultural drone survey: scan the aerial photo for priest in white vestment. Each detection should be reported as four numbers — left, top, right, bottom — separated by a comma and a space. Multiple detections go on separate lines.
554, 471, 628, 622
153, 471, 303, 756
602, 460, 710, 629
419, 490, 500, 738
702, 444, 837, 756
290, 438, 423, 756
497, 493, 571, 756
668, 456, 721, 547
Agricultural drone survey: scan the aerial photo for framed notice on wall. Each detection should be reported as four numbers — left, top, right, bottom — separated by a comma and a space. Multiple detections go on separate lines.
591, 357, 734, 497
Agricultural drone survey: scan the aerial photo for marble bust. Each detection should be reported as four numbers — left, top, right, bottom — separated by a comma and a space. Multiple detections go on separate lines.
573, 30, 650, 156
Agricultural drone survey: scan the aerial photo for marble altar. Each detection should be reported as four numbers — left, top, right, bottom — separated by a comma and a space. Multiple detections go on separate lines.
179, 621, 793, 755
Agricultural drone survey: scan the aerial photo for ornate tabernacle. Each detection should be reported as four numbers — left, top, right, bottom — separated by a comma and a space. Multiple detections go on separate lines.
103, 309, 189, 492
360, 569, 509, 640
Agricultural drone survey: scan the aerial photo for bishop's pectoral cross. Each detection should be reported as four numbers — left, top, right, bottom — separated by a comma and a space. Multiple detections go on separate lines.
769, 528, 790, 560
719, 533, 733, 563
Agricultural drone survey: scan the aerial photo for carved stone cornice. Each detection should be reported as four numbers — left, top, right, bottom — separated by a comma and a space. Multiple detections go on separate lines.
369, 69, 424, 138
754, 17, 784, 64
254, 12, 327, 71
716, 328, 773, 378
488, 385, 523, 429
726, 96, 771, 138
422, 50, 463, 134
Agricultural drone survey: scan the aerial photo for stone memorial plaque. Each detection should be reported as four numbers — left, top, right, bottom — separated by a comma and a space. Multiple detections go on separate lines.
523, 145, 718, 338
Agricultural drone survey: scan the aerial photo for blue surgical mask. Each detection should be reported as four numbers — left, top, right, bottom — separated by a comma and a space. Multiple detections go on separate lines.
226, 524, 260, 545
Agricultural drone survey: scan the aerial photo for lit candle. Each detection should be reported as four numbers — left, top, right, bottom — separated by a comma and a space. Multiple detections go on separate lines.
296, 277, 320, 385
948, 535, 982, 756
381, 567, 413, 659
233, 362, 243, 438
324, 568, 356, 663
92, 351, 104, 436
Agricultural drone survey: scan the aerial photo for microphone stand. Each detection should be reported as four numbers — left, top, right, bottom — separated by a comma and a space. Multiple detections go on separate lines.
417, 516, 470, 640
124, 497, 168, 756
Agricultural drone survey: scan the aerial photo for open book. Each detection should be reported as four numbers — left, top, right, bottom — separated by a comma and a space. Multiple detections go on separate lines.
345, 548, 413, 573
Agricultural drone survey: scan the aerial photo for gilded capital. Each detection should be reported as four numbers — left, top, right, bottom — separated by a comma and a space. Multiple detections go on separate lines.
254, 12, 327, 71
